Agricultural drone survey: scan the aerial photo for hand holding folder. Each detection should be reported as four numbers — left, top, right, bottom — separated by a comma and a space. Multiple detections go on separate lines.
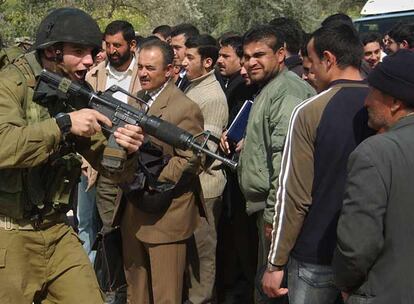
227, 99, 253, 143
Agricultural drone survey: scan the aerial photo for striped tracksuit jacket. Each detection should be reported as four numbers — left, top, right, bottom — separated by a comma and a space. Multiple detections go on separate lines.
268, 79, 375, 267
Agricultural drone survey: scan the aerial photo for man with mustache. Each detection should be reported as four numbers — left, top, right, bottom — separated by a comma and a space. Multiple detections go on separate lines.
170, 23, 200, 91
385, 22, 414, 55
116, 39, 204, 304
217, 35, 258, 120
216, 35, 259, 303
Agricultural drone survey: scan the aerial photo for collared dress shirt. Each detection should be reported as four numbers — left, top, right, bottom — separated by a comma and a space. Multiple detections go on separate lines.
105, 56, 136, 103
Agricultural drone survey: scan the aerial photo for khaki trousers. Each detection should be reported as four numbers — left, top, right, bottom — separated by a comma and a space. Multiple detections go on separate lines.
121, 203, 187, 304
187, 196, 222, 303
96, 174, 119, 230
0, 222, 104, 304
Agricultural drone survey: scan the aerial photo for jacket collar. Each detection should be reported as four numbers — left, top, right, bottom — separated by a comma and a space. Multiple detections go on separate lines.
87, 58, 141, 99
328, 79, 367, 89
89, 60, 106, 77
226, 73, 243, 89
25, 51, 43, 79
105, 55, 136, 76
285, 54, 302, 70
390, 112, 414, 131
147, 79, 175, 116
187, 70, 216, 90
258, 67, 287, 91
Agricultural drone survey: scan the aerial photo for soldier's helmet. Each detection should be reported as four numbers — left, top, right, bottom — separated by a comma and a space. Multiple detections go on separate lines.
32, 7, 102, 51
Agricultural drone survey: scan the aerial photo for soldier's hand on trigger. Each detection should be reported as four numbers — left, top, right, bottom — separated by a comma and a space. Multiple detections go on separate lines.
114, 124, 145, 155
69, 109, 112, 137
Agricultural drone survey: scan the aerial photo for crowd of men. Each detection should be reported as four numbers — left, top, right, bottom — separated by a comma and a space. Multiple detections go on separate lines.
0, 6, 414, 304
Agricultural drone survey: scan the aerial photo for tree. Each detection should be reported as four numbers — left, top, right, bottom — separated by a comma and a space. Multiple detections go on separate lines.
0, 0, 365, 45
0, 0, 148, 44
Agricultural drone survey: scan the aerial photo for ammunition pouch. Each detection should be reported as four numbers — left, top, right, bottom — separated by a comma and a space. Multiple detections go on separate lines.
0, 151, 82, 220
44, 152, 83, 208
25, 152, 82, 210
0, 169, 26, 219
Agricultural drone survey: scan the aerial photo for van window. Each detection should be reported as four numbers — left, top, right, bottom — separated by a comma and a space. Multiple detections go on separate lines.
355, 13, 414, 34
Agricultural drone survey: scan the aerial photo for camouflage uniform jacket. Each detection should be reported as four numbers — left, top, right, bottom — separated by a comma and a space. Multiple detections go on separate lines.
0, 51, 135, 219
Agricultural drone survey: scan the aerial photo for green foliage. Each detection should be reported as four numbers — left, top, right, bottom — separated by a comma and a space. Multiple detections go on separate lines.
135, 0, 366, 35
0, 0, 53, 42
0, 0, 365, 45
0, 0, 148, 44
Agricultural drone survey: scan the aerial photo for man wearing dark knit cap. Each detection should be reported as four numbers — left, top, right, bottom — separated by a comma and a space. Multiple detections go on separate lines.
333, 49, 414, 304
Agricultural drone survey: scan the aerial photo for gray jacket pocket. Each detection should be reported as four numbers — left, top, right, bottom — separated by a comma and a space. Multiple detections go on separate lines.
346, 294, 375, 304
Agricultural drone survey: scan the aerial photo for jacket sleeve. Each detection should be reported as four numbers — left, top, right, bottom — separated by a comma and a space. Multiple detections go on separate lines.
0, 71, 61, 169
198, 93, 228, 152
263, 92, 305, 225
157, 102, 204, 184
333, 142, 386, 291
267, 102, 316, 266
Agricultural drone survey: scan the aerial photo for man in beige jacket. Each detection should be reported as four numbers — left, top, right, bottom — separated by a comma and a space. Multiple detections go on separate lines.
84, 20, 141, 230
182, 34, 228, 303
82, 20, 142, 303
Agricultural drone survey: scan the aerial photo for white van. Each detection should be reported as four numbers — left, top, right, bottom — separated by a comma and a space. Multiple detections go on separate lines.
354, 0, 414, 33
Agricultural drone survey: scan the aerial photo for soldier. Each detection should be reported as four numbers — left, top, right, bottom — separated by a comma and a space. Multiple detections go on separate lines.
0, 8, 143, 304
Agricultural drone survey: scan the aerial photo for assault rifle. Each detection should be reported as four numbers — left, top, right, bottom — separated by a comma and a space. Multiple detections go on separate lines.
33, 70, 237, 171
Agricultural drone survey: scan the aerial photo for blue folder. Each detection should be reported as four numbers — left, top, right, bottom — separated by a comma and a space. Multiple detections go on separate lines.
227, 99, 253, 143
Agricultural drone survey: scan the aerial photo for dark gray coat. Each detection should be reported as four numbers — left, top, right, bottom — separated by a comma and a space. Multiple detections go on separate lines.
333, 114, 414, 304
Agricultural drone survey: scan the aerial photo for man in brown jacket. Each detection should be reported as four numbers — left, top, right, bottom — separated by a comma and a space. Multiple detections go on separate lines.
114, 39, 205, 304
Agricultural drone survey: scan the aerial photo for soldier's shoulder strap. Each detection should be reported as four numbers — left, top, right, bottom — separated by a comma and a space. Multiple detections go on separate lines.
8, 52, 39, 112
13, 52, 38, 87
0, 46, 24, 70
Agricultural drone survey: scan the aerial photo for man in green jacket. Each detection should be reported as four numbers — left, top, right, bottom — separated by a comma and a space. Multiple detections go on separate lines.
236, 24, 315, 301
0, 8, 144, 304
